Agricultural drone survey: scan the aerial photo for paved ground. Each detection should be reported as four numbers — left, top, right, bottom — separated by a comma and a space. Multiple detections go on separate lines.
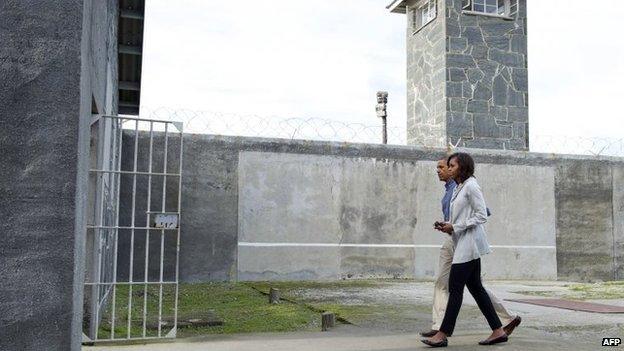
87, 280, 624, 351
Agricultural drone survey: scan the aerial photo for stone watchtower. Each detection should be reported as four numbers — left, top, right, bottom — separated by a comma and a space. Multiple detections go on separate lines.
388, 0, 528, 150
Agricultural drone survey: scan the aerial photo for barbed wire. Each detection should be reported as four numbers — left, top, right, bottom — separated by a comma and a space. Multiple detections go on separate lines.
143, 107, 407, 145
529, 135, 624, 158
138, 107, 624, 158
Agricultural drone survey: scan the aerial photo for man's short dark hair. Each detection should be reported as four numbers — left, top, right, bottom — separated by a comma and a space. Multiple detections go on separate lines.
447, 152, 475, 183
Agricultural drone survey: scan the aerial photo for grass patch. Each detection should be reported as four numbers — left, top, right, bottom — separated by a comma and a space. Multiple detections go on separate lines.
247, 280, 434, 331
511, 290, 560, 298
566, 281, 624, 299
90, 282, 321, 339
512, 281, 624, 300
249, 279, 389, 294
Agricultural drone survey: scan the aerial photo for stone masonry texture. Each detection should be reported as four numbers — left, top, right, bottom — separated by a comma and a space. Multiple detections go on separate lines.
406, 0, 448, 147
406, 0, 528, 150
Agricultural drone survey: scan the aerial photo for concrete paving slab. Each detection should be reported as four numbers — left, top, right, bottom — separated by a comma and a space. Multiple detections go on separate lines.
86, 327, 600, 351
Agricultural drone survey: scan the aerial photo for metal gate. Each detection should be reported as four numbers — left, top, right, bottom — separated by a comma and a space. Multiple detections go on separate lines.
83, 115, 183, 343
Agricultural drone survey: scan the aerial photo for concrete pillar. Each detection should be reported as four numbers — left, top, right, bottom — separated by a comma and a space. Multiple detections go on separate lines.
0, 1, 118, 349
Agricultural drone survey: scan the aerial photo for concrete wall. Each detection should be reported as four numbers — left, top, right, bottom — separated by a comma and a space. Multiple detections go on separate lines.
118, 134, 623, 283
614, 165, 624, 280
555, 161, 618, 281
0, 1, 117, 350
237, 152, 555, 281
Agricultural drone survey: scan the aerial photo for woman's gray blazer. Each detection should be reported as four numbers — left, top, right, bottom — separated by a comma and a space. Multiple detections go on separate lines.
449, 176, 492, 264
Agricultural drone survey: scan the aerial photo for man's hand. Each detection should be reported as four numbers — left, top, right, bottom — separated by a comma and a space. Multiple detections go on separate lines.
434, 222, 453, 234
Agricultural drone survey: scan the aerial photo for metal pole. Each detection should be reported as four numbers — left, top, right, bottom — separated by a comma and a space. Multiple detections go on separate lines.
382, 116, 387, 145
142, 122, 154, 337
127, 119, 140, 338
90, 115, 105, 340
173, 127, 184, 336
376, 91, 388, 145
158, 124, 169, 337
110, 117, 124, 339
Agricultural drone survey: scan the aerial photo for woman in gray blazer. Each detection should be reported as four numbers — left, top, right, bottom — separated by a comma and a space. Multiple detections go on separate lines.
422, 152, 507, 348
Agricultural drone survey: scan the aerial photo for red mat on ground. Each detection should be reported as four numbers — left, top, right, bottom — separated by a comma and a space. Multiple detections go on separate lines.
505, 298, 624, 313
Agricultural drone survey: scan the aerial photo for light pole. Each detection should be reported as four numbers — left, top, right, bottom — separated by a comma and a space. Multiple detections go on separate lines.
376, 91, 388, 144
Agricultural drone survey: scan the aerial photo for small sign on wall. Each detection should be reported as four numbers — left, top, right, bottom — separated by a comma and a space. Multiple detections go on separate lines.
151, 213, 179, 229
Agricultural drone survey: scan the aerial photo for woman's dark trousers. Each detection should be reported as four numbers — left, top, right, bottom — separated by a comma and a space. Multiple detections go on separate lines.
439, 258, 502, 335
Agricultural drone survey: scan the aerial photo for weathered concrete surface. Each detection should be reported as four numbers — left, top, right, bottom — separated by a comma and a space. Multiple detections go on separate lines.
116, 134, 623, 283
0, 1, 118, 350
613, 165, 624, 280
238, 152, 420, 280
87, 329, 599, 351
180, 134, 239, 281
555, 161, 615, 282
237, 151, 555, 280
478, 163, 556, 279
238, 246, 341, 281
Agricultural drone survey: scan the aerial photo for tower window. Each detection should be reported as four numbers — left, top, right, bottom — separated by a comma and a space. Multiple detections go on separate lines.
462, 0, 519, 18
410, 0, 437, 33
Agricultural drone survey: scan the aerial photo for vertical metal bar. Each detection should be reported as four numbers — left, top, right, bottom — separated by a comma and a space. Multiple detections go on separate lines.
110, 117, 124, 339
92, 115, 106, 340
127, 119, 140, 338
158, 123, 169, 337
142, 122, 154, 337
173, 128, 184, 335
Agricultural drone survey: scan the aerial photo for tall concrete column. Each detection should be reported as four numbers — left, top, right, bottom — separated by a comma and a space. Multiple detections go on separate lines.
0, 1, 118, 349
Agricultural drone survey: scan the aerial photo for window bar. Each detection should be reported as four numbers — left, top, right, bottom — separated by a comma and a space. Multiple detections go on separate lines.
142, 122, 154, 337
127, 119, 140, 338
510, 0, 518, 17
173, 129, 184, 335
158, 123, 169, 337
110, 117, 124, 339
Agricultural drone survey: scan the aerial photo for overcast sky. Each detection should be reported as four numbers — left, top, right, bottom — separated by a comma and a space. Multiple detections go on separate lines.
141, 0, 624, 141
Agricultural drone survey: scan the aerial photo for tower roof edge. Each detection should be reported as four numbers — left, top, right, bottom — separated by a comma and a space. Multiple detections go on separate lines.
386, 0, 408, 14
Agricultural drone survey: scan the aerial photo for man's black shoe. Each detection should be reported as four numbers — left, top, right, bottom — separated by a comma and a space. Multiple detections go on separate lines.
503, 316, 521, 336
421, 338, 448, 348
478, 334, 508, 345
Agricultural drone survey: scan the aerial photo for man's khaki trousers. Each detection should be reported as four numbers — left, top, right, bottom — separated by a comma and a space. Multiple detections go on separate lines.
431, 238, 515, 330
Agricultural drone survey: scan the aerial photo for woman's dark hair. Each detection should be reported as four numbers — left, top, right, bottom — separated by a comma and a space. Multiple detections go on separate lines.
447, 152, 475, 183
